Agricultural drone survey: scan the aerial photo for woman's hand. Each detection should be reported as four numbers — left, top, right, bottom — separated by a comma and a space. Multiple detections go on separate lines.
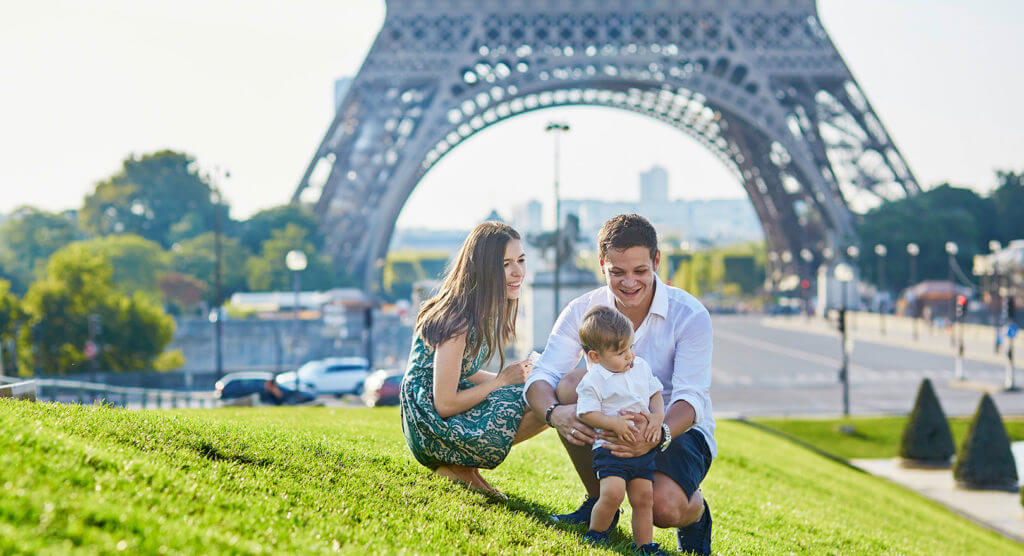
496, 359, 534, 386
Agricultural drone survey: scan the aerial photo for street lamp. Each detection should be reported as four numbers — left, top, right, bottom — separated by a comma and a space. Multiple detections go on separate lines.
946, 241, 958, 347
846, 245, 860, 327
875, 244, 887, 334
989, 240, 1002, 354
202, 166, 230, 382
286, 250, 307, 381
545, 121, 570, 316
835, 262, 855, 416
907, 242, 920, 340
800, 248, 814, 318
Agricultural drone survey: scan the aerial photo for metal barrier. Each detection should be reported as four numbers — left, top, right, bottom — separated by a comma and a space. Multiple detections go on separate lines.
24, 378, 218, 409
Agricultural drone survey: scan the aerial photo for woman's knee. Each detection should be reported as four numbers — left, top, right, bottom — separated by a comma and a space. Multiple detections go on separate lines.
555, 368, 587, 403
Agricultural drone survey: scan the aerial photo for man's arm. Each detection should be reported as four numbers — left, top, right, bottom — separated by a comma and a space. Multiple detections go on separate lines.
666, 308, 713, 436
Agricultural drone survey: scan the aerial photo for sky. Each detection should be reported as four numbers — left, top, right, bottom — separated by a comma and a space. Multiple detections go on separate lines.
1, 1, 1022, 230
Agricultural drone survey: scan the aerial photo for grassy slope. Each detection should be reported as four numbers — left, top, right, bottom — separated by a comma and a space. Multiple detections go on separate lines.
752, 416, 1024, 460
0, 401, 1019, 555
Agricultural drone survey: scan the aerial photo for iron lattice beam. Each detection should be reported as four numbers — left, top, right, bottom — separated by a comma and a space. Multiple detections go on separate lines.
294, 0, 919, 290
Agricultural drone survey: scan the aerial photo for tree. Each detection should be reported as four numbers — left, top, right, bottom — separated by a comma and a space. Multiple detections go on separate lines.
76, 235, 169, 297
0, 280, 24, 374
16, 245, 175, 375
80, 150, 230, 248
238, 205, 322, 253
899, 378, 955, 467
245, 224, 335, 291
0, 206, 83, 294
170, 233, 250, 305
856, 184, 989, 291
953, 393, 1018, 490
991, 170, 1024, 242
159, 272, 207, 314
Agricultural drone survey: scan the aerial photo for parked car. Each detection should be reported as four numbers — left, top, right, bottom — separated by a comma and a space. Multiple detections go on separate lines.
362, 369, 404, 407
214, 372, 275, 400
214, 371, 317, 405
295, 356, 371, 395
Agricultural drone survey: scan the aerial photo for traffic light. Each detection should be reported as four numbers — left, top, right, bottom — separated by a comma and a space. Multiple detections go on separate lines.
837, 308, 846, 333
955, 295, 967, 320
800, 279, 810, 290
1010, 297, 1016, 320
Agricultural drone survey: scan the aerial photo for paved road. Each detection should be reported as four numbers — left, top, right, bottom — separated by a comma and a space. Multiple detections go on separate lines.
711, 315, 1024, 418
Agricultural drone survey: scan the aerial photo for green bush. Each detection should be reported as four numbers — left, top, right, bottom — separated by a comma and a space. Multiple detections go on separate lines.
899, 378, 955, 466
953, 393, 1018, 490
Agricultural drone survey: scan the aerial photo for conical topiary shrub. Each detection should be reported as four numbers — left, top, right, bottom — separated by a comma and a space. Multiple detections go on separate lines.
899, 378, 955, 468
953, 393, 1019, 491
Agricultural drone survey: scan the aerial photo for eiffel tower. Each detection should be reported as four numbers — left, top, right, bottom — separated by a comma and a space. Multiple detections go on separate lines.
293, 0, 919, 290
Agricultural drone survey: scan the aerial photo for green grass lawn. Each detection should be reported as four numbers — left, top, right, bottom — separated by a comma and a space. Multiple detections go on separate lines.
1, 400, 1021, 554
752, 416, 1024, 461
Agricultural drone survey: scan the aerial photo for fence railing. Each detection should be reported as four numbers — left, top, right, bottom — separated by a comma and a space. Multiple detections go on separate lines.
1, 376, 218, 409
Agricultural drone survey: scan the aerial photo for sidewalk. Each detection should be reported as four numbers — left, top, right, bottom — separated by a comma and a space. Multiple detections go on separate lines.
852, 458, 1024, 545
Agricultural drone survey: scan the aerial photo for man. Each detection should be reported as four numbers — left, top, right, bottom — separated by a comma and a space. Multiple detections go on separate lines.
525, 214, 715, 555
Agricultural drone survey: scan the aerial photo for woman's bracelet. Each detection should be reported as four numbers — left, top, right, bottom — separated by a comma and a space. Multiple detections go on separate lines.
544, 403, 561, 426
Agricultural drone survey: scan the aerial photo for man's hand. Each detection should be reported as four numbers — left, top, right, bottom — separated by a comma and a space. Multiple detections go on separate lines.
600, 410, 659, 457
610, 416, 639, 443
550, 404, 597, 446
643, 412, 664, 443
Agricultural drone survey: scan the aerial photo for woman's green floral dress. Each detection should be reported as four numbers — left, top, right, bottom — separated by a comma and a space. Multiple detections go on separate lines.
400, 333, 525, 470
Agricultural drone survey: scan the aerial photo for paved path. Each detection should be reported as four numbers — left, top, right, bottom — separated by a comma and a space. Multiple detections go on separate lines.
852, 458, 1024, 545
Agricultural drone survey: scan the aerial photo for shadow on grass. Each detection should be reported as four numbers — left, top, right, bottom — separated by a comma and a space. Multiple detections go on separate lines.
502, 493, 646, 555
194, 441, 273, 468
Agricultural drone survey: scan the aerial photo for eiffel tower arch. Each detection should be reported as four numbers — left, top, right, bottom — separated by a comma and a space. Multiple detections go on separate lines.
293, 0, 920, 291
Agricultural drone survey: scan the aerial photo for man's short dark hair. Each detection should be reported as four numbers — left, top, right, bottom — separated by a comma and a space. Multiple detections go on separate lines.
597, 214, 658, 261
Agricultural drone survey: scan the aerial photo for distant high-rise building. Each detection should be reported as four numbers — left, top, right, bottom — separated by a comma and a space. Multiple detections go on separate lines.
639, 166, 669, 203
510, 199, 544, 236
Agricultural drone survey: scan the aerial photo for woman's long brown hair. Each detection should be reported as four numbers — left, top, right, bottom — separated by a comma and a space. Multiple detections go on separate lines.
415, 221, 521, 370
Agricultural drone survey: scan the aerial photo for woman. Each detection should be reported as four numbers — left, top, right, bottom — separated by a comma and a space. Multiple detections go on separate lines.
400, 221, 546, 497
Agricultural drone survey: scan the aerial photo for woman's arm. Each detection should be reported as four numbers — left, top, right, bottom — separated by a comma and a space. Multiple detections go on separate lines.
432, 333, 528, 418
466, 370, 497, 385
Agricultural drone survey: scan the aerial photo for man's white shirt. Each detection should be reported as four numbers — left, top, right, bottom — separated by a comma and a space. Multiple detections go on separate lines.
576, 356, 663, 449
526, 275, 717, 459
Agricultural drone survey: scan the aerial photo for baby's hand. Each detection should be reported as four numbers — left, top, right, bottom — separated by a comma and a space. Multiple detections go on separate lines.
644, 413, 664, 443
612, 416, 638, 443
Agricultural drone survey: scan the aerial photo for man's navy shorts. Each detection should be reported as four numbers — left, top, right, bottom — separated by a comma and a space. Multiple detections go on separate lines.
653, 429, 713, 497
593, 446, 657, 482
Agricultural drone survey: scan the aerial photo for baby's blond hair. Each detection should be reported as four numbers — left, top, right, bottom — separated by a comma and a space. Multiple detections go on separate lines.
579, 305, 632, 354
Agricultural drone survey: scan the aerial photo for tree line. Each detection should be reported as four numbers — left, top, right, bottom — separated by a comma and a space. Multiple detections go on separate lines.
0, 150, 345, 376
854, 171, 1024, 292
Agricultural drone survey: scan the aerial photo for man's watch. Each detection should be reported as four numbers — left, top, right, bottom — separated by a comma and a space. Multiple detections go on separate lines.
659, 423, 672, 452
544, 403, 561, 427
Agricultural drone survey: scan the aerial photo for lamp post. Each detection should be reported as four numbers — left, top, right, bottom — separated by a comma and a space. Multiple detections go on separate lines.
545, 121, 570, 316
875, 244, 887, 335
907, 243, 920, 340
800, 248, 814, 318
846, 245, 860, 330
835, 262, 854, 416
946, 242, 958, 347
203, 166, 229, 382
990, 240, 1002, 354
285, 250, 307, 383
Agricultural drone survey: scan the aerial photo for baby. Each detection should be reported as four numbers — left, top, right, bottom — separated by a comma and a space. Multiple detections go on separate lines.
575, 305, 667, 555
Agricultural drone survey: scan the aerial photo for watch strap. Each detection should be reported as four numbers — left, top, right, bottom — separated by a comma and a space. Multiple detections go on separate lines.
544, 403, 561, 426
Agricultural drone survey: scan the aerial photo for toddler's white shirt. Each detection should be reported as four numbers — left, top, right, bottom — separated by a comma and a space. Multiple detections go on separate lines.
576, 356, 663, 449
